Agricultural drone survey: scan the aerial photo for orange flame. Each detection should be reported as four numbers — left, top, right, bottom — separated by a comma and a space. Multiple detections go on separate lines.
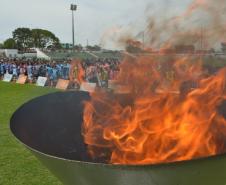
70, 59, 85, 84
83, 55, 226, 165
82, 0, 226, 165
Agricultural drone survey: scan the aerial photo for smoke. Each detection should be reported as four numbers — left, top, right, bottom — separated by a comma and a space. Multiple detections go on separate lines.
101, 0, 226, 50
150, 0, 226, 49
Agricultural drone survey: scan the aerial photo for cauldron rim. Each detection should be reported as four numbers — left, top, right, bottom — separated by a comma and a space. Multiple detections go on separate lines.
9, 91, 226, 169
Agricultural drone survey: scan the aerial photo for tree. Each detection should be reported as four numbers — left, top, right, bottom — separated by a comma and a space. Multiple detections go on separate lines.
13, 28, 33, 49
31, 29, 60, 49
86, 45, 101, 51
74, 44, 83, 51
209, 48, 215, 53
125, 39, 143, 53
93, 45, 101, 51
11, 27, 60, 50
3, 38, 17, 49
0, 43, 3, 49
221, 43, 226, 53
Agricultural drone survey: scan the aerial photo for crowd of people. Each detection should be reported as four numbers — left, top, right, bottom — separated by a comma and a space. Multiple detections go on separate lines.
0, 57, 121, 88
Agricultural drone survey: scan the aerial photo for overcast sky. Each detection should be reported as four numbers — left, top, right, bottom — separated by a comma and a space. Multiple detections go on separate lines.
0, 0, 192, 48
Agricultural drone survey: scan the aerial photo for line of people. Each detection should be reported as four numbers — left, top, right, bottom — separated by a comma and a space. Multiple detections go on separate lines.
0, 58, 120, 87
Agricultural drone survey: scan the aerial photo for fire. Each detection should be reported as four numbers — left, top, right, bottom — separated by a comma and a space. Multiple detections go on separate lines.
82, 0, 226, 165
82, 55, 226, 165
70, 59, 85, 84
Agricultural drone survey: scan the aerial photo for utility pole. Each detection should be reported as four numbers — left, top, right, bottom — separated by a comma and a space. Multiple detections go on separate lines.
200, 26, 204, 51
70, 4, 77, 52
142, 31, 145, 50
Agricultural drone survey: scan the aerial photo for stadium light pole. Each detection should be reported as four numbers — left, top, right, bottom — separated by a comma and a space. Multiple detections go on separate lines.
70, 4, 77, 52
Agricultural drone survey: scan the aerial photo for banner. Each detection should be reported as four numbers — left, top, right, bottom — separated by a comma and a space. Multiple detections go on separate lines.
80, 82, 96, 93
16, 75, 27, 84
56, 79, 69, 90
36, 77, 47, 87
3, 74, 13, 82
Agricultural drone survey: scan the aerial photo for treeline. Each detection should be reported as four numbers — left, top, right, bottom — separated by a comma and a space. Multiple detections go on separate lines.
73, 44, 101, 51
1, 28, 60, 50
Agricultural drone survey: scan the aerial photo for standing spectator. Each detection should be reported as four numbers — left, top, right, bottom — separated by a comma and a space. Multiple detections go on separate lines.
69, 59, 84, 89
0, 57, 121, 87
12, 63, 18, 79
27, 63, 33, 83
52, 65, 58, 86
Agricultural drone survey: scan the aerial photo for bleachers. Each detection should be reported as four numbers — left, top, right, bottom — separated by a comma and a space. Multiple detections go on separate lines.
45, 51, 94, 60
44, 50, 122, 60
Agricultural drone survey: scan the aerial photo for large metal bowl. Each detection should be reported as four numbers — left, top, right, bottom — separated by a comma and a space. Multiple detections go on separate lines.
10, 91, 226, 185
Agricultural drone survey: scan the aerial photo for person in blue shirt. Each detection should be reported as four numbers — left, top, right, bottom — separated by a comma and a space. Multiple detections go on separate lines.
0, 62, 5, 79
56, 64, 62, 79
62, 63, 68, 80
46, 65, 53, 86
52, 66, 58, 86
12, 64, 18, 79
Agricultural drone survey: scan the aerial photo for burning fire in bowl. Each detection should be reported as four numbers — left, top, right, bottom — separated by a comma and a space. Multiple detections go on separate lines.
9, 0, 226, 180
10, 82, 226, 185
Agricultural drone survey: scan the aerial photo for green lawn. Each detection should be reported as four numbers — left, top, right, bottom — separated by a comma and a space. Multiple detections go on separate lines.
0, 81, 62, 185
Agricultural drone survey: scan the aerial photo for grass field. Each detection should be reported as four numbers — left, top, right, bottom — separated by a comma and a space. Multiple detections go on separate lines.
0, 81, 62, 185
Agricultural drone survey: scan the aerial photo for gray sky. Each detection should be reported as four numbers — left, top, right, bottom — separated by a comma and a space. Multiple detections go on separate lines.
0, 0, 192, 48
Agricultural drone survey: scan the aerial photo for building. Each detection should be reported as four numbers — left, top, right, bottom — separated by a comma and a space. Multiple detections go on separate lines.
2, 49, 50, 60
61, 43, 73, 49
4, 49, 20, 58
